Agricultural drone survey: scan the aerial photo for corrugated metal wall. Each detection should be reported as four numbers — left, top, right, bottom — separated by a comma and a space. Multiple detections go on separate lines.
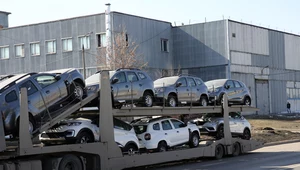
285, 34, 300, 70
269, 80, 287, 113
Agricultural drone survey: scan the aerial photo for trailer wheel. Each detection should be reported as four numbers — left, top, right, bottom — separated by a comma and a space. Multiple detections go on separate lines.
215, 144, 224, 160
232, 142, 241, 157
58, 154, 83, 170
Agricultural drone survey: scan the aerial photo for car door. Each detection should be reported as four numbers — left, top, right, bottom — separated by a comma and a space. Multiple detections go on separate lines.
111, 72, 130, 101
19, 80, 45, 117
232, 81, 243, 102
231, 112, 246, 134
224, 80, 236, 101
170, 119, 189, 144
229, 112, 240, 133
161, 120, 177, 146
126, 71, 141, 100
175, 77, 189, 103
186, 77, 197, 103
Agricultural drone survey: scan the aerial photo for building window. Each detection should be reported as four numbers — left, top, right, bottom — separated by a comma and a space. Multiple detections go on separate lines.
232, 33, 236, 38
161, 39, 169, 52
96, 33, 106, 47
0, 46, 9, 59
79, 36, 90, 49
30, 43, 40, 56
62, 38, 72, 52
46, 40, 56, 54
15, 44, 24, 57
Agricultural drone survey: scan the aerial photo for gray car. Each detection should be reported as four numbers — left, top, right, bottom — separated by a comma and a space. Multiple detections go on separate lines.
0, 68, 85, 136
85, 68, 155, 107
154, 75, 209, 107
205, 79, 251, 106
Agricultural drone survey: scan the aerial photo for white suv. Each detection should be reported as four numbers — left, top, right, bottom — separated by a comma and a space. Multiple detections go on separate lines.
131, 117, 200, 152
39, 116, 139, 155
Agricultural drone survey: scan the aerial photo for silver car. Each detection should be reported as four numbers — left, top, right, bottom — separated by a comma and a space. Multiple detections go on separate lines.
192, 112, 251, 140
205, 79, 251, 106
85, 68, 155, 107
0, 68, 85, 136
154, 75, 209, 107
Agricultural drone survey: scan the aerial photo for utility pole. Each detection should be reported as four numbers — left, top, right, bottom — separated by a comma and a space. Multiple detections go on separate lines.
82, 44, 86, 79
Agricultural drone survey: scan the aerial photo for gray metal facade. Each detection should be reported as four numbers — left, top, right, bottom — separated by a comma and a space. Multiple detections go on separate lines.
0, 11, 10, 28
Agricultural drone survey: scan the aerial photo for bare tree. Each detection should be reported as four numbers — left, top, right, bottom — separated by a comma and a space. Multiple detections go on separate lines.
96, 25, 147, 70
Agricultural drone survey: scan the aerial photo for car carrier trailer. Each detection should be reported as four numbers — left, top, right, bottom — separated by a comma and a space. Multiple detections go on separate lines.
0, 71, 262, 170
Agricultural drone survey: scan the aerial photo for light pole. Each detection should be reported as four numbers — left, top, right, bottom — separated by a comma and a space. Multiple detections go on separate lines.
81, 32, 93, 79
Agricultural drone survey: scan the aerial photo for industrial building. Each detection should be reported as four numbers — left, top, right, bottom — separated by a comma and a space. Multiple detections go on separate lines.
0, 8, 299, 114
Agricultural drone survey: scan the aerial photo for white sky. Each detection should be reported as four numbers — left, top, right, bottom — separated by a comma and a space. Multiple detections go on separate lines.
2, 0, 300, 34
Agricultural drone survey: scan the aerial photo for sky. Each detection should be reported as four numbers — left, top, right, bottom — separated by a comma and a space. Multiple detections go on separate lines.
1, 0, 300, 34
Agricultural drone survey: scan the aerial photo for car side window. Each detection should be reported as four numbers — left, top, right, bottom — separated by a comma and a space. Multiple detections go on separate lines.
113, 72, 126, 83
5, 90, 17, 103
229, 112, 241, 119
187, 78, 196, 87
127, 72, 139, 82
234, 81, 242, 88
113, 118, 132, 131
225, 80, 234, 89
138, 72, 147, 80
177, 78, 187, 87
171, 119, 185, 129
161, 120, 173, 130
34, 75, 57, 88
153, 123, 160, 131
195, 78, 204, 85
19, 80, 38, 96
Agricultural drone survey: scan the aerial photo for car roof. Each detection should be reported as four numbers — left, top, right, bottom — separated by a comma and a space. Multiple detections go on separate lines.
132, 116, 172, 125
0, 73, 37, 93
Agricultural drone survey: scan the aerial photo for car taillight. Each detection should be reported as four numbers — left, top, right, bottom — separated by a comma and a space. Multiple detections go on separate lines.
144, 133, 151, 140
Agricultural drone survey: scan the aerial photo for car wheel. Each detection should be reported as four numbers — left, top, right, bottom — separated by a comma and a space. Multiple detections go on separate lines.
216, 124, 224, 140
58, 154, 83, 170
232, 142, 241, 157
123, 143, 138, 155
72, 82, 84, 100
189, 132, 200, 148
199, 96, 208, 106
157, 141, 168, 152
75, 131, 94, 144
243, 97, 251, 106
143, 92, 153, 107
14, 115, 36, 137
242, 128, 251, 140
215, 144, 224, 160
167, 95, 177, 107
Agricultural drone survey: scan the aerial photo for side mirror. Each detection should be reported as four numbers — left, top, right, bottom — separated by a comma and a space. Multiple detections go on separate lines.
176, 82, 182, 87
111, 78, 119, 84
225, 85, 230, 89
55, 75, 61, 81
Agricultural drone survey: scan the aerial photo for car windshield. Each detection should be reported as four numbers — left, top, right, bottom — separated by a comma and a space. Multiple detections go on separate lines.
154, 77, 179, 86
205, 79, 227, 88
133, 125, 148, 134
85, 71, 115, 85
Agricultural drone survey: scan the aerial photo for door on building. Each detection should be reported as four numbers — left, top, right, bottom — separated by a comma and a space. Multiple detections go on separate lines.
255, 80, 270, 114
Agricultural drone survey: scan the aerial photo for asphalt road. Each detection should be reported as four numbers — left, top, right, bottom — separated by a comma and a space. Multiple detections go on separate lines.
154, 142, 300, 170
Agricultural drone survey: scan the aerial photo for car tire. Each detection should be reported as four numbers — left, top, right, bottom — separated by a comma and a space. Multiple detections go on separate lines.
216, 124, 224, 140
242, 128, 251, 140
123, 143, 138, 155
232, 142, 241, 157
58, 154, 83, 170
157, 141, 168, 152
215, 144, 224, 160
189, 132, 200, 148
75, 131, 94, 144
72, 82, 84, 101
167, 95, 177, 107
243, 97, 251, 106
142, 92, 153, 107
14, 115, 36, 137
199, 96, 208, 106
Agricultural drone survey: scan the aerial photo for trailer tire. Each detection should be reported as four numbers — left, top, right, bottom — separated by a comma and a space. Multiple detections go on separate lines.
232, 142, 241, 157
215, 144, 224, 160
58, 154, 83, 170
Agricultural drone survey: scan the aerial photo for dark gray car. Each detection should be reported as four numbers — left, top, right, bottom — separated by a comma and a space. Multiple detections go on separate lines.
85, 68, 155, 107
154, 75, 209, 107
0, 68, 85, 136
205, 79, 251, 106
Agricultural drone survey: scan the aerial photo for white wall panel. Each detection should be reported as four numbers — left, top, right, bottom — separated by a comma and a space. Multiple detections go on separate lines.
231, 51, 251, 65
285, 34, 300, 70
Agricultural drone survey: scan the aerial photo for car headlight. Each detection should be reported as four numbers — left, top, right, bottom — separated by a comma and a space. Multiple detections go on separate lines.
155, 87, 164, 93
67, 122, 82, 126
87, 85, 98, 91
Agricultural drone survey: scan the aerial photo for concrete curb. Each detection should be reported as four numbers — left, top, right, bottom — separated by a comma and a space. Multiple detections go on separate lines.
263, 139, 300, 147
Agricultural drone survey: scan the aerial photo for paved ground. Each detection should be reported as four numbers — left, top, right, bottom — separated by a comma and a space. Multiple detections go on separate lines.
154, 142, 300, 170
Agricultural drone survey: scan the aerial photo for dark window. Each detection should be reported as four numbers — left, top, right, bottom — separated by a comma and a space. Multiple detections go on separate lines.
153, 123, 160, 130
234, 81, 242, 88
20, 80, 38, 96
127, 72, 139, 82
125, 34, 129, 46
113, 118, 132, 131
232, 33, 236, 38
96, 34, 106, 47
161, 39, 169, 52
138, 72, 146, 80
225, 80, 234, 89
187, 78, 196, 87
195, 78, 204, 85
177, 78, 187, 87
34, 75, 57, 88
161, 120, 172, 130
133, 125, 148, 134
5, 90, 17, 103
112, 72, 126, 83
171, 119, 185, 129
229, 112, 241, 119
